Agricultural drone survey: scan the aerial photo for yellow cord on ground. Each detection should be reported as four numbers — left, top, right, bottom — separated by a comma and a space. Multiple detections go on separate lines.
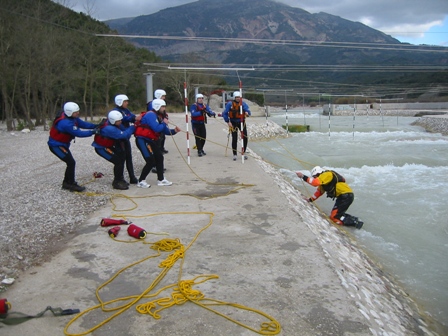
64, 211, 281, 335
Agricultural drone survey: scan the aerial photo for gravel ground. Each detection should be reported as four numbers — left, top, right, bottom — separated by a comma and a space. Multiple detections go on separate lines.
0, 126, 122, 290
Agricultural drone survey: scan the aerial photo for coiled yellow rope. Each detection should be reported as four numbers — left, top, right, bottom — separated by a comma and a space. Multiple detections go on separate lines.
64, 212, 281, 335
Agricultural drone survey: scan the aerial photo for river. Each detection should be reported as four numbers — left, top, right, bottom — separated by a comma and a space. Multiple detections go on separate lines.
250, 111, 448, 333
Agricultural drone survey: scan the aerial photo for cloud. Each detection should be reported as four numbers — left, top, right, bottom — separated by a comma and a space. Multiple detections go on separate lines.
280, 0, 448, 39
54, 0, 448, 45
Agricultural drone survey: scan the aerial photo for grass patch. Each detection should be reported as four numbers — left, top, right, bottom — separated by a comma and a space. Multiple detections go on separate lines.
282, 124, 309, 132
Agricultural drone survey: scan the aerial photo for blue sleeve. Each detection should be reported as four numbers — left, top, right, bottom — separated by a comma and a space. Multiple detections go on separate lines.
58, 119, 94, 138
77, 118, 97, 129
205, 105, 215, 116
222, 102, 231, 122
243, 102, 251, 116
102, 125, 135, 139
122, 109, 136, 123
144, 112, 167, 133
163, 127, 177, 136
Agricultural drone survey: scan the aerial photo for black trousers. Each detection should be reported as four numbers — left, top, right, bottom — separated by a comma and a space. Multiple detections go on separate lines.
49, 145, 76, 184
94, 147, 126, 181
229, 120, 248, 155
136, 137, 165, 181
123, 138, 136, 179
192, 122, 207, 151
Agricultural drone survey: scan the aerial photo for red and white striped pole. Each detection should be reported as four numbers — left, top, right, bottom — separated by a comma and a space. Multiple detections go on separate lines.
184, 82, 190, 165
239, 81, 245, 163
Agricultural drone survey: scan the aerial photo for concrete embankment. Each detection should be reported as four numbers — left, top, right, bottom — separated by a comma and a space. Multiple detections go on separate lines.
411, 115, 448, 135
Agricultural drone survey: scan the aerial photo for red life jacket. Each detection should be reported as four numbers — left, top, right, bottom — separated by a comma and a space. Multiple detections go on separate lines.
49, 113, 76, 143
134, 111, 160, 140
191, 104, 206, 122
93, 119, 115, 148
228, 101, 245, 120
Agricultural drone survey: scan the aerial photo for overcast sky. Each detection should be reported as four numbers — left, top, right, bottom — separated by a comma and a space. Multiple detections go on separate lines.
57, 0, 448, 46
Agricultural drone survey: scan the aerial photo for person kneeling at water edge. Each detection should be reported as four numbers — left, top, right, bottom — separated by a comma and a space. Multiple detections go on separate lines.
92, 111, 136, 190
134, 99, 181, 187
296, 166, 363, 229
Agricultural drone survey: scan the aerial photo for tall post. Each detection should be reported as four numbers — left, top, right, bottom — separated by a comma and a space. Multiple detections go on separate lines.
352, 97, 356, 140
285, 91, 289, 135
239, 81, 245, 163
302, 93, 306, 126
328, 96, 331, 139
145, 73, 154, 105
184, 81, 190, 165
380, 98, 384, 127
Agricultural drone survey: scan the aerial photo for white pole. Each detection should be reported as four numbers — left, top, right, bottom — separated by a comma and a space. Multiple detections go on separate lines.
184, 81, 190, 165
239, 81, 245, 163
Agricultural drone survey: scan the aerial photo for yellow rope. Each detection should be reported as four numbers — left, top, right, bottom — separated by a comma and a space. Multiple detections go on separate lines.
64, 212, 281, 335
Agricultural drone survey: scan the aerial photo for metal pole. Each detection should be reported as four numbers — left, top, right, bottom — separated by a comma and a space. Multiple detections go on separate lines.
352, 97, 356, 140
239, 81, 245, 163
328, 97, 331, 139
184, 81, 190, 165
145, 73, 154, 105
380, 98, 384, 127
285, 91, 289, 135
303, 93, 306, 126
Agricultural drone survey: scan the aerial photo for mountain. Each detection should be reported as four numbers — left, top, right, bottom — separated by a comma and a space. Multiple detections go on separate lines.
107, 0, 448, 99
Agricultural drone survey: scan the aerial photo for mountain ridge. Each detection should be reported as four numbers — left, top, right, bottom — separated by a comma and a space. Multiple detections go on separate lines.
106, 0, 447, 98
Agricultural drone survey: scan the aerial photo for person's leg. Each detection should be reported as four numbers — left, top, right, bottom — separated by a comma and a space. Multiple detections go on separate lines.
192, 124, 202, 155
231, 122, 238, 156
49, 146, 82, 191
150, 141, 165, 181
123, 139, 137, 183
160, 133, 168, 153
200, 124, 207, 154
242, 123, 248, 157
95, 147, 128, 190
135, 137, 154, 182
330, 193, 354, 225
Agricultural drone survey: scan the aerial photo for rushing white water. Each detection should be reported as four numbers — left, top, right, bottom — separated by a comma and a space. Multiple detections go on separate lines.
250, 113, 448, 332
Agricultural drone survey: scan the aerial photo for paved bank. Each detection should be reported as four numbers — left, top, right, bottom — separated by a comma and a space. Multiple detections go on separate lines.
1, 114, 436, 335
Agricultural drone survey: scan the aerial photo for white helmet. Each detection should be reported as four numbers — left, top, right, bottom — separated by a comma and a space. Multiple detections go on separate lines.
152, 98, 166, 112
114, 94, 129, 107
233, 91, 241, 98
196, 93, 204, 100
154, 89, 166, 99
311, 166, 324, 177
63, 102, 80, 117
108, 110, 123, 124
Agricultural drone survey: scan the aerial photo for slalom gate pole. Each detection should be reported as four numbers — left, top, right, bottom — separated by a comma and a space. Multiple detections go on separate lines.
184, 81, 191, 164
328, 97, 331, 139
239, 81, 245, 163
285, 97, 289, 136
352, 103, 356, 140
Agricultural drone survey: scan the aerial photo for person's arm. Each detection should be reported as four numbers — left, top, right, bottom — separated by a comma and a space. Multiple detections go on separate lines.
222, 102, 231, 123
77, 118, 97, 130
104, 125, 135, 139
296, 171, 322, 187
146, 112, 167, 133
309, 188, 324, 202
59, 119, 94, 138
205, 105, 216, 117
122, 110, 136, 124
243, 102, 251, 117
